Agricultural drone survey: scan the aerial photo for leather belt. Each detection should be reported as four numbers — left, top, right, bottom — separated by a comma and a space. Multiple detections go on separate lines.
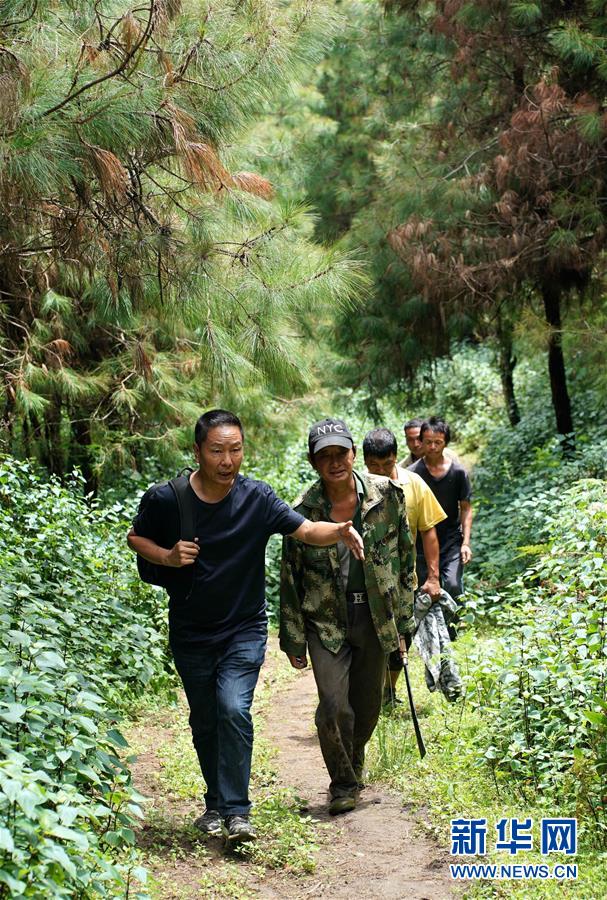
346, 591, 368, 604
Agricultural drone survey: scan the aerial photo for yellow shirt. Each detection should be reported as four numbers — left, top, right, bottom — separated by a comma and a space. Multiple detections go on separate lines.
395, 465, 446, 588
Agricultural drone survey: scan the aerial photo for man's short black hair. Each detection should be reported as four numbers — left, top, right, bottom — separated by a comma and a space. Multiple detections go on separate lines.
403, 417, 424, 432
195, 409, 244, 446
363, 428, 398, 459
420, 416, 451, 445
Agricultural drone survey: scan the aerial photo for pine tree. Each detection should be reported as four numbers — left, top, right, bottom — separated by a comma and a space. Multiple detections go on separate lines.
304, 0, 607, 440
0, 0, 363, 488
383, 0, 607, 445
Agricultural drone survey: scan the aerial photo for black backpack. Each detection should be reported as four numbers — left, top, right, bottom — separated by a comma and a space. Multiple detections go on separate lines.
136, 468, 197, 588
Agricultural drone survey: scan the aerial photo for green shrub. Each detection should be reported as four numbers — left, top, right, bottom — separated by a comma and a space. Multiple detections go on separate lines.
468, 479, 607, 845
0, 457, 170, 897
469, 365, 607, 586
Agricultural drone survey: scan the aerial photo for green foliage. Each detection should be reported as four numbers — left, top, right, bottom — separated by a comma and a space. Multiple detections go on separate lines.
1, 0, 365, 489
369, 639, 607, 897
300, 0, 607, 441
241, 790, 318, 873
393, 344, 506, 454
471, 366, 607, 584
469, 479, 607, 840
0, 456, 170, 896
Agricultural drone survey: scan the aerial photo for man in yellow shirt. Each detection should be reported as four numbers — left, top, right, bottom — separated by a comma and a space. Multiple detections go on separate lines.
363, 427, 447, 704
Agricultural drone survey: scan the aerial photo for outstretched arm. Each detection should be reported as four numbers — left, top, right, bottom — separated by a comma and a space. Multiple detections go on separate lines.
290, 519, 364, 560
419, 526, 441, 598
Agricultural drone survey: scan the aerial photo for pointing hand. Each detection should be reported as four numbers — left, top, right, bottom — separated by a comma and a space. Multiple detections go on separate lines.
336, 521, 365, 561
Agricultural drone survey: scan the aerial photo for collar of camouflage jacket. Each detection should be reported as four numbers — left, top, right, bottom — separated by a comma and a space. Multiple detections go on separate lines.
295, 470, 385, 519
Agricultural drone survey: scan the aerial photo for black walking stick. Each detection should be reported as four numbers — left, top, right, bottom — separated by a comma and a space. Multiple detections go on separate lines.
400, 635, 427, 759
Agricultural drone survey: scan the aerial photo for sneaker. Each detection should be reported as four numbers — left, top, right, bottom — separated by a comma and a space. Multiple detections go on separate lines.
194, 809, 223, 836
223, 814, 256, 844
328, 795, 356, 816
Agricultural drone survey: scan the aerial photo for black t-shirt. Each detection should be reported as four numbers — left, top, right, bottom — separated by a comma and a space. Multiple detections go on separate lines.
408, 458, 472, 551
132, 474, 304, 647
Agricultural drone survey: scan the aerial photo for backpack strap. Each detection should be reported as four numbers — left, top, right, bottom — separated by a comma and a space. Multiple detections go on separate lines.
169, 468, 196, 542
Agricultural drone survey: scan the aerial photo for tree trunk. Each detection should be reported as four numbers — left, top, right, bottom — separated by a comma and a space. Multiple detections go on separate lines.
1, 376, 15, 453
69, 416, 97, 495
42, 393, 64, 475
541, 281, 575, 451
22, 416, 32, 459
496, 314, 520, 426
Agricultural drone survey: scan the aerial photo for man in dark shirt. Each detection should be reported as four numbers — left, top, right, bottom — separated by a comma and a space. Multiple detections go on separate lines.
408, 416, 472, 604
127, 409, 363, 844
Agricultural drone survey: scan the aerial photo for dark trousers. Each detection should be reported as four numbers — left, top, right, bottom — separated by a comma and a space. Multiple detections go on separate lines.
306, 602, 386, 798
417, 540, 464, 601
171, 635, 267, 817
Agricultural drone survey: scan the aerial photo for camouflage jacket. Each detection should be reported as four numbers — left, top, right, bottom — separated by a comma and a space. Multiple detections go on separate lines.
279, 472, 415, 657
413, 590, 463, 703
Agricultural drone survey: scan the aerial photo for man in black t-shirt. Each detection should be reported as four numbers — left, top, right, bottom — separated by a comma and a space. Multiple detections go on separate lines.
408, 416, 473, 604
127, 409, 363, 845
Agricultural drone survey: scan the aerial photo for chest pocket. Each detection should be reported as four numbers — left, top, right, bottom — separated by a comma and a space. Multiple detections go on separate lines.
369, 525, 398, 564
303, 546, 333, 573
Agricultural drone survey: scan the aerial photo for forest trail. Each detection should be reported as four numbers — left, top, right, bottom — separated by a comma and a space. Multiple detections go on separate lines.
264, 661, 457, 899
128, 639, 459, 899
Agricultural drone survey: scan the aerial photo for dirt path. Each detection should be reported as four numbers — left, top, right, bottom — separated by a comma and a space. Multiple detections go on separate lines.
265, 663, 457, 900
128, 643, 458, 899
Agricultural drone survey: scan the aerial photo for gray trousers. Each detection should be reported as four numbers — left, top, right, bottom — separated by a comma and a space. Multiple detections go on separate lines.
306, 602, 386, 798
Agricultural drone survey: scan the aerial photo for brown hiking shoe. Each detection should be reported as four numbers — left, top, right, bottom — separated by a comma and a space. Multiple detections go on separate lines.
328, 795, 356, 816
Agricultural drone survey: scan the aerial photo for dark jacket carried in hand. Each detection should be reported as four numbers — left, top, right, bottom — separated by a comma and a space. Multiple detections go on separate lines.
279, 472, 415, 659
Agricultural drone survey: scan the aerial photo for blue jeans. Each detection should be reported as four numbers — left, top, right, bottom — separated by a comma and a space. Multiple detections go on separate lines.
171, 635, 267, 817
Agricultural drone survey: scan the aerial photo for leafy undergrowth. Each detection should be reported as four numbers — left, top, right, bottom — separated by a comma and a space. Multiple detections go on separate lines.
368, 478, 607, 898
0, 457, 170, 897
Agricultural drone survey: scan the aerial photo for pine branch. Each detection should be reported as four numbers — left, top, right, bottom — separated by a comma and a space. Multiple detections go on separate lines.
1, 0, 38, 28
39, 3, 156, 120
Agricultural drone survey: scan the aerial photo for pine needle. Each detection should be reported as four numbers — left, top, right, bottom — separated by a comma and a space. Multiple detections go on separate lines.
89, 146, 129, 199
231, 171, 274, 199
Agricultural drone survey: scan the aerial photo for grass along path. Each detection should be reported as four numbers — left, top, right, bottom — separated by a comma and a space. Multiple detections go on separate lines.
124, 637, 458, 898
368, 626, 607, 898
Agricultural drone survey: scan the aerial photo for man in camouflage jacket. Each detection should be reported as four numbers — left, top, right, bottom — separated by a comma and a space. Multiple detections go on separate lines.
280, 418, 414, 814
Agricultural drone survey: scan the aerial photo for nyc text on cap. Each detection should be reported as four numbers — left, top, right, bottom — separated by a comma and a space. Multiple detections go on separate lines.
308, 418, 354, 454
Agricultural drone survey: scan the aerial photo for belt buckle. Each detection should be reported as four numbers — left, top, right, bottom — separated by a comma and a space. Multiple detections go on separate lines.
351, 591, 366, 604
